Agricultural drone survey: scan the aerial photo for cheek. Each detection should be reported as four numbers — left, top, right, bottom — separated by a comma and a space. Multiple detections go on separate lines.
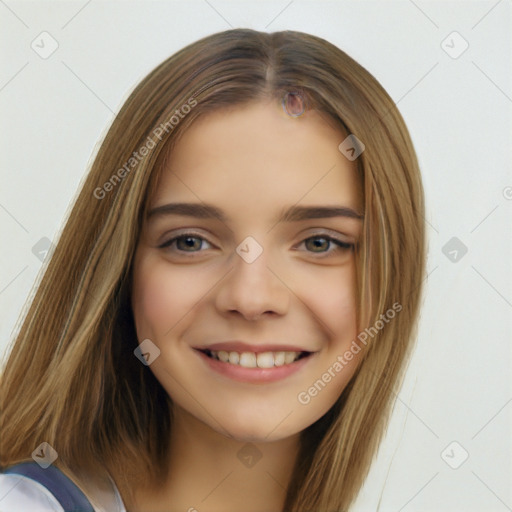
131, 254, 201, 337
325, 284, 358, 335
298, 263, 359, 340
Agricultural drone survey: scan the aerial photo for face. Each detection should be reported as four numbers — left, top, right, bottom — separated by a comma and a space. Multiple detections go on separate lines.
131, 99, 365, 442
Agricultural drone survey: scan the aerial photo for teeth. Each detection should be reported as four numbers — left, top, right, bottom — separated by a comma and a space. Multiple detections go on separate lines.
284, 352, 296, 364
218, 350, 229, 362
256, 352, 274, 368
208, 350, 303, 368
239, 352, 257, 368
274, 352, 285, 366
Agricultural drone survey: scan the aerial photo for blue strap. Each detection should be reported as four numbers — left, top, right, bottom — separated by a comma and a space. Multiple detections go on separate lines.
3, 462, 94, 511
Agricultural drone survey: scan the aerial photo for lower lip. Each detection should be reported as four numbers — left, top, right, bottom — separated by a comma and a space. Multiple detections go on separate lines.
194, 349, 315, 383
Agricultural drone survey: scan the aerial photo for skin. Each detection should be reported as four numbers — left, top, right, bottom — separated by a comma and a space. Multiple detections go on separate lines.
127, 99, 365, 512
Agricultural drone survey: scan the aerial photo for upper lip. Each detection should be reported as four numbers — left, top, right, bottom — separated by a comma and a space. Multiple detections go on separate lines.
193, 341, 314, 354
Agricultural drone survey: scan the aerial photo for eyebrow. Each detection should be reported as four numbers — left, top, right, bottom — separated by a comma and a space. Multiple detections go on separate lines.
147, 202, 364, 223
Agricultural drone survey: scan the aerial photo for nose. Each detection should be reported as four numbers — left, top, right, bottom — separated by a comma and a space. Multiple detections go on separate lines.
214, 246, 290, 320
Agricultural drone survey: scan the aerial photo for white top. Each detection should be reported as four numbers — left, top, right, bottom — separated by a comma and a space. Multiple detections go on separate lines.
0, 472, 127, 512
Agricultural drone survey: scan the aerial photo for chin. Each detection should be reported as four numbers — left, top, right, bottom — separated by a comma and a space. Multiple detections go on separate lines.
225, 429, 291, 444
220, 421, 276, 442
216, 415, 301, 443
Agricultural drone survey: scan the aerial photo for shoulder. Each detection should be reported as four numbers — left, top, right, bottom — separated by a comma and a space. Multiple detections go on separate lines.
0, 473, 64, 511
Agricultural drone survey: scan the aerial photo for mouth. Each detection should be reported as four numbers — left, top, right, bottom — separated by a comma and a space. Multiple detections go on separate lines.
193, 346, 316, 383
198, 348, 312, 369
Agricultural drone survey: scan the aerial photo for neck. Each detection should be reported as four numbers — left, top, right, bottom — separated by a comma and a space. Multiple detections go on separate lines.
128, 406, 301, 512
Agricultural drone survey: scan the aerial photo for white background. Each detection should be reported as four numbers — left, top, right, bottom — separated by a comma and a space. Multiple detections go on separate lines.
1, 1, 511, 510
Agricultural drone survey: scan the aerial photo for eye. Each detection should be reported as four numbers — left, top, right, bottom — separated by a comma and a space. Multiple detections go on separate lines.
300, 235, 354, 256
158, 232, 354, 258
159, 233, 213, 253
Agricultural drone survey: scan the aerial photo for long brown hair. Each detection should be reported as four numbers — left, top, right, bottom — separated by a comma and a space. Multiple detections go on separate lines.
0, 29, 425, 511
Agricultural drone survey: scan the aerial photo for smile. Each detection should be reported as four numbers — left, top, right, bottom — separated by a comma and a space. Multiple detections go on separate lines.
194, 348, 315, 383
203, 349, 309, 368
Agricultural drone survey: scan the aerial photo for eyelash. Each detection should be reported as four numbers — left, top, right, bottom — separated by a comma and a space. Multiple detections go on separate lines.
158, 232, 354, 257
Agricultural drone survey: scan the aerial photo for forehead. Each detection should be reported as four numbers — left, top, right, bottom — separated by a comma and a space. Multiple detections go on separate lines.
152, 101, 363, 214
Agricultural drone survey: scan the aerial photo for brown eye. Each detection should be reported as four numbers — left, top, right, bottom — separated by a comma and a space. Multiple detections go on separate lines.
159, 234, 212, 253
176, 236, 203, 251
305, 237, 330, 252
302, 235, 354, 255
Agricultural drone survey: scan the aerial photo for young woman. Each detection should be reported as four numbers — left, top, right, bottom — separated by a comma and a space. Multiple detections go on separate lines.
0, 28, 425, 511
